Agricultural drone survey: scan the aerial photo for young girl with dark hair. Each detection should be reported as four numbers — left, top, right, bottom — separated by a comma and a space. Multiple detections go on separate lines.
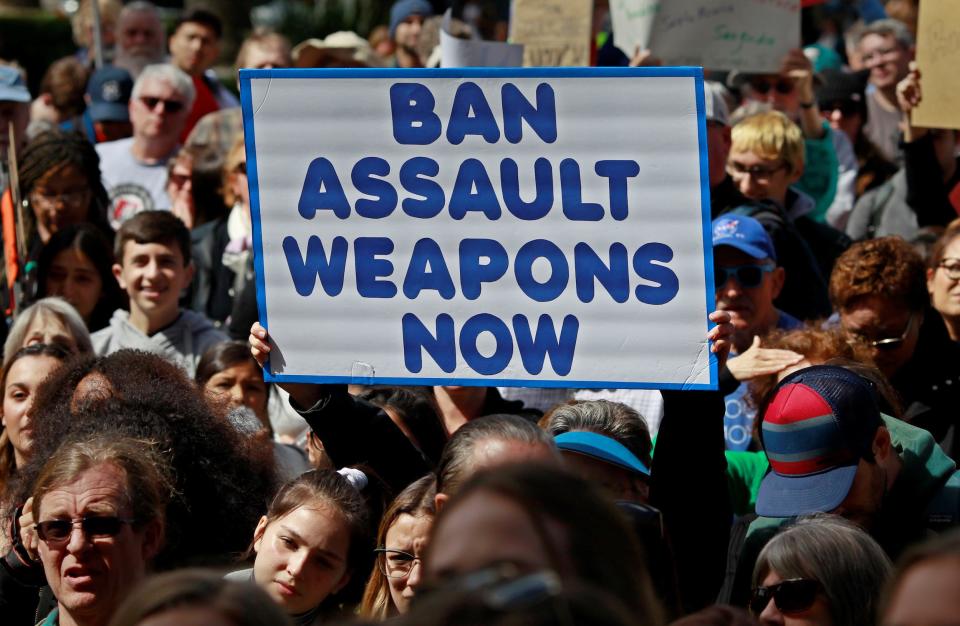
228, 469, 373, 625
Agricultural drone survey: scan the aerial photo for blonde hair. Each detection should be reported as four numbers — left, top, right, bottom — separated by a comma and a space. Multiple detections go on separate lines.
731, 110, 805, 175
222, 136, 247, 207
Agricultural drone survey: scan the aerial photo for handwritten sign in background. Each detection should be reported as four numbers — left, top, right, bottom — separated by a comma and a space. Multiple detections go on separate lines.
509, 0, 593, 67
912, 0, 960, 130
611, 0, 800, 73
242, 68, 715, 390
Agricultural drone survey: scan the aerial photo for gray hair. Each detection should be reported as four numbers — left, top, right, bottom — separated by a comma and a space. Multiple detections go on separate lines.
754, 515, 892, 626
543, 400, 652, 466
857, 18, 914, 50
120, 0, 161, 19
436, 414, 556, 497
4, 297, 92, 367
132, 64, 197, 110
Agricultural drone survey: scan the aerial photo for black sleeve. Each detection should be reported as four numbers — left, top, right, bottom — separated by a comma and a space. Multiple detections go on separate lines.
650, 388, 730, 613
0, 511, 44, 626
905, 134, 956, 227
293, 385, 433, 493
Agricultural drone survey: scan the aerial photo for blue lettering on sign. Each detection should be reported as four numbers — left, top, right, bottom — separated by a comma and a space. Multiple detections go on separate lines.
401, 312, 580, 376
633, 242, 679, 305
459, 239, 509, 300
352, 157, 397, 218
447, 82, 501, 145
449, 159, 502, 220
390, 83, 442, 144
283, 235, 348, 296
574, 243, 630, 303
298, 157, 351, 219
403, 238, 456, 299
354, 237, 397, 298
500, 158, 553, 220
398, 157, 445, 218
514, 239, 568, 302
502, 83, 557, 144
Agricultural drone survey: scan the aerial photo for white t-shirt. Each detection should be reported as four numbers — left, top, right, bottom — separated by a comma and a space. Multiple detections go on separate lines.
96, 137, 172, 228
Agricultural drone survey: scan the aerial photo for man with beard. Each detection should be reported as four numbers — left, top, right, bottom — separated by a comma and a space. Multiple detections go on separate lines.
114, 2, 165, 79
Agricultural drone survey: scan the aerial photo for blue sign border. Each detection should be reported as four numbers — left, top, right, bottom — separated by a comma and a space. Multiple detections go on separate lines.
239, 66, 717, 391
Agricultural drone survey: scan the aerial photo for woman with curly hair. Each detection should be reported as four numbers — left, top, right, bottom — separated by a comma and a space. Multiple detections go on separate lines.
829, 236, 960, 460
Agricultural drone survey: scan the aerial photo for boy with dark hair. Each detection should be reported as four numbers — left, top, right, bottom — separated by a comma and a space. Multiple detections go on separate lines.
168, 7, 236, 140
93, 210, 226, 372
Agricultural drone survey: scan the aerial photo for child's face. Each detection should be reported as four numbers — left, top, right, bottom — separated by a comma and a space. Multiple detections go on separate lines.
727, 148, 800, 207
113, 240, 193, 321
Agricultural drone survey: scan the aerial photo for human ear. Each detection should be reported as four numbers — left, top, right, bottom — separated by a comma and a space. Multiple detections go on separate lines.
434, 492, 449, 513
252, 515, 269, 553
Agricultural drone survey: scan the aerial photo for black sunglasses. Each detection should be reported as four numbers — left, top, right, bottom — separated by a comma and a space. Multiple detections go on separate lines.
140, 96, 185, 113
714, 262, 775, 289
751, 578, 819, 615
749, 78, 794, 95
35, 516, 136, 544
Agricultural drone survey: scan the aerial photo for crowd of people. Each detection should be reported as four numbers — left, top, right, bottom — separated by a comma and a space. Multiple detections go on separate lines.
0, 0, 957, 625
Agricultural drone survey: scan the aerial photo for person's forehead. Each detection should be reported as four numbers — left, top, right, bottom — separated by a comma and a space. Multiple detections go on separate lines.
138, 78, 183, 99
123, 239, 185, 261
386, 513, 432, 544
842, 297, 910, 329
38, 463, 129, 516
121, 12, 161, 31
714, 245, 766, 265
860, 32, 899, 49
728, 149, 780, 165
175, 21, 218, 40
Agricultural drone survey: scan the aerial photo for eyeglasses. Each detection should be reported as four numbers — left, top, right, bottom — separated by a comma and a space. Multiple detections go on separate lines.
749, 78, 795, 95
30, 188, 89, 207
822, 100, 861, 117
714, 262, 776, 289
727, 161, 788, 181
847, 313, 917, 351
938, 259, 960, 281
750, 578, 820, 615
35, 516, 136, 544
375, 548, 422, 579
139, 96, 185, 113
861, 47, 901, 66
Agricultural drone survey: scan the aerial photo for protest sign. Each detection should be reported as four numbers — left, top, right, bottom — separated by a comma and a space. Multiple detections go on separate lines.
241, 67, 716, 390
509, 0, 593, 67
441, 9, 524, 68
610, 0, 800, 73
912, 0, 960, 130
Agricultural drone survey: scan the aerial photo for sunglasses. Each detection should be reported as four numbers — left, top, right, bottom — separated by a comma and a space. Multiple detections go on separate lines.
139, 96, 185, 113
749, 78, 794, 95
714, 262, 776, 289
846, 314, 917, 351
750, 578, 819, 615
35, 516, 136, 544
822, 100, 861, 117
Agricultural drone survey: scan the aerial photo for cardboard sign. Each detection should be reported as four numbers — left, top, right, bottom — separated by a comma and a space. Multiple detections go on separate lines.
912, 0, 960, 130
610, 0, 800, 73
509, 0, 593, 67
241, 67, 716, 390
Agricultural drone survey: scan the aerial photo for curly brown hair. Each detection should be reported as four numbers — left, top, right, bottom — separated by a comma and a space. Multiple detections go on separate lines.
828, 237, 928, 313
746, 327, 875, 411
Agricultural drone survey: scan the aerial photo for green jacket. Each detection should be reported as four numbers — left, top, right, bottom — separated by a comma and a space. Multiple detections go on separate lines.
727, 414, 960, 606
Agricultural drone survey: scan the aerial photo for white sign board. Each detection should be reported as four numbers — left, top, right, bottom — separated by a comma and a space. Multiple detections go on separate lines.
241, 68, 716, 390
610, 0, 800, 73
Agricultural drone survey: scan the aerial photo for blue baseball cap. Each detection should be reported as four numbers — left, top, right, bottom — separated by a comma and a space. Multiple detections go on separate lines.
554, 431, 650, 477
712, 214, 776, 262
0, 66, 29, 103
86, 66, 133, 122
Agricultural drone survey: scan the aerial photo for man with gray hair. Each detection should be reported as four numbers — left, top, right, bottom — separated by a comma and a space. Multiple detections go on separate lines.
114, 1, 166, 79
96, 64, 195, 227
857, 18, 915, 164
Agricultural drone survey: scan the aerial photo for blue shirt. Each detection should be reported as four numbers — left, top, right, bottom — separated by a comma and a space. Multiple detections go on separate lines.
723, 310, 803, 451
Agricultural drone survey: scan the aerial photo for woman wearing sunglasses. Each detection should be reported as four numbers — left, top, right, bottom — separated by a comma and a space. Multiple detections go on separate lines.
752, 515, 891, 626
359, 474, 436, 619
228, 469, 372, 625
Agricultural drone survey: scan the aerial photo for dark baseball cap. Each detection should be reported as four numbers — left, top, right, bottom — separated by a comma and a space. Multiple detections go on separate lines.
87, 66, 133, 123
